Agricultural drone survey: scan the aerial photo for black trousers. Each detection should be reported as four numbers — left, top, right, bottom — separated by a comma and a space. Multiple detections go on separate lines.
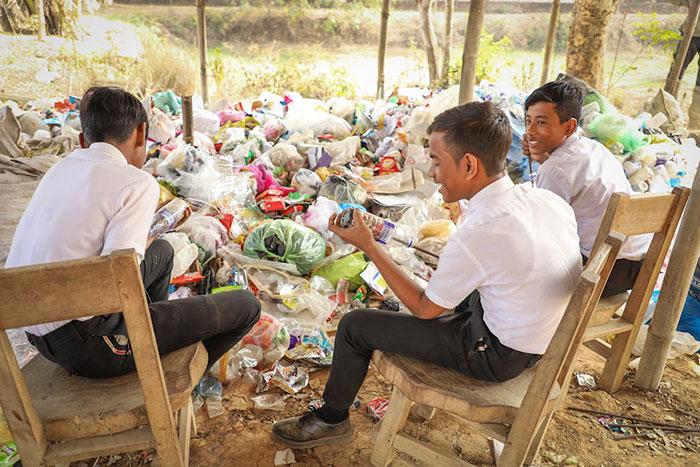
583, 255, 643, 297
322, 291, 541, 412
27, 239, 261, 378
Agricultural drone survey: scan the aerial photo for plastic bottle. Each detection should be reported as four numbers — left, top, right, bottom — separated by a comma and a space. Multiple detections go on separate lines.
149, 198, 189, 237
338, 208, 416, 247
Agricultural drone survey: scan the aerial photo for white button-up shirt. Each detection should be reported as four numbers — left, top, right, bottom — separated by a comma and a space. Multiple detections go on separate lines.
535, 133, 651, 260
6, 142, 159, 336
425, 176, 582, 355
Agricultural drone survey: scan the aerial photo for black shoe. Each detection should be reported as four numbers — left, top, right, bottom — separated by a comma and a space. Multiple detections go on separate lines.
271, 410, 353, 448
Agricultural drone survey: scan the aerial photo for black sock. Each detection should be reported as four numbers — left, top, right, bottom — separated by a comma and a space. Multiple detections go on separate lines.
315, 404, 349, 424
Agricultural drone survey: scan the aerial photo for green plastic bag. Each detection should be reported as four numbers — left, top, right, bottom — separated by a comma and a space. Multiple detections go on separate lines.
243, 219, 326, 275
586, 113, 646, 153
312, 252, 368, 291
0, 442, 18, 467
153, 90, 181, 116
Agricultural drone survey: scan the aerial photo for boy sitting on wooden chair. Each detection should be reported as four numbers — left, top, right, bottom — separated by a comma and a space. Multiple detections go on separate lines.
271, 101, 583, 449
6, 86, 261, 378
523, 80, 652, 296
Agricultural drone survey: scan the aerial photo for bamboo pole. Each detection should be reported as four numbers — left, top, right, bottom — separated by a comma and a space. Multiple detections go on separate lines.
196, 0, 209, 105
458, 0, 487, 104
665, 0, 700, 97
37, 0, 45, 41
540, 0, 560, 85
635, 165, 700, 390
377, 0, 390, 99
182, 96, 194, 145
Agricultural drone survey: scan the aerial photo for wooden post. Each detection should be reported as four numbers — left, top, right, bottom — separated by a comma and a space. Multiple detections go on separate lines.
458, 0, 487, 104
37, 0, 45, 41
196, 0, 209, 105
440, 0, 454, 84
665, 0, 700, 97
635, 165, 700, 390
377, 0, 390, 99
541, 0, 560, 85
182, 96, 194, 145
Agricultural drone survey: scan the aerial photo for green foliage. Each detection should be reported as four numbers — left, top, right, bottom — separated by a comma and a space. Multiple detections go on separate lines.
631, 13, 681, 51
445, 31, 513, 87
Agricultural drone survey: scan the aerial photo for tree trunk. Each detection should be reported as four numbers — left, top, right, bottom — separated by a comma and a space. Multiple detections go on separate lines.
196, 0, 208, 105
418, 0, 439, 86
665, 0, 700, 96
565, 0, 620, 89
459, 0, 487, 104
541, 0, 560, 85
37, 0, 45, 40
441, 0, 454, 84
377, 0, 391, 99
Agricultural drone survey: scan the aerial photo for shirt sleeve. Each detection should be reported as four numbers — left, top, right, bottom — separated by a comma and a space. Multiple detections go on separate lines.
536, 164, 572, 204
102, 176, 159, 262
424, 234, 488, 309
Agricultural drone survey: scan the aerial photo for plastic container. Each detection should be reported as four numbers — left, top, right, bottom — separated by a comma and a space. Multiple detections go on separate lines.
149, 198, 189, 237
338, 208, 416, 247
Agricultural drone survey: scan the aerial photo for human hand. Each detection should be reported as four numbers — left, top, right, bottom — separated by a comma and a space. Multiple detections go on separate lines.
328, 209, 374, 252
522, 133, 531, 157
174, 207, 192, 229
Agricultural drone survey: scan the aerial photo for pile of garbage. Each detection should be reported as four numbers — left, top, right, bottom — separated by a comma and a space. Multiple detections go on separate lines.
2, 78, 698, 418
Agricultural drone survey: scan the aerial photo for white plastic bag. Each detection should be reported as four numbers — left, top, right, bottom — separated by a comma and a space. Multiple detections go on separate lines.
284, 108, 352, 139
148, 107, 176, 144
323, 135, 360, 165
177, 213, 229, 256
303, 196, 340, 239
193, 109, 221, 137
163, 232, 199, 278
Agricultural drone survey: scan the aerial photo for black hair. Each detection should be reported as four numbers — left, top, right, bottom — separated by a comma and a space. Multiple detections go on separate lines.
524, 80, 584, 123
79, 86, 148, 146
427, 101, 511, 177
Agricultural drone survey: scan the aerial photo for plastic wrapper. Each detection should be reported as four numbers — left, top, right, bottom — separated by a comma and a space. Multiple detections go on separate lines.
177, 213, 228, 257
193, 108, 221, 137
206, 395, 225, 418
291, 168, 322, 196
285, 328, 334, 366
419, 219, 456, 239
242, 313, 291, 367
251, 393, 288, 412
162, 232, 198, 278
312, 252, 367, 291
318, 175, 367, 205
8, 328, 38, 368
243, 220, 326, 274
176, 170, 256, 214
263, 119, 287, 142
322, 135, 360, 165
263, 362, 309, 394
367, 397, 389, 422
415, 236, 447, 266
302, 196, 339, 239
309, 275, 335, 295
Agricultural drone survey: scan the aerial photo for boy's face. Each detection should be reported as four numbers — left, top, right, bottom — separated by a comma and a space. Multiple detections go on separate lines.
428, 131, 469, 203
525, 101, 576, 162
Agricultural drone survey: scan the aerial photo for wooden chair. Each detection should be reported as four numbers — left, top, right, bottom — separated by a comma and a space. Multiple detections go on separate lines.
582, 187, 690, 393
369, 234, 623, 467
0, 249, 207, 467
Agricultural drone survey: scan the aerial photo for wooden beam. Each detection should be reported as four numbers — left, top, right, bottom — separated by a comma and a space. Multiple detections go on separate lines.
540, 0, 560, 85
377, 0, 390, 99
458, 0, 486, 104
196, 0, 208, 105
636, 166, 700, 390
665, 0, 700, 97
182, 96, 194, 144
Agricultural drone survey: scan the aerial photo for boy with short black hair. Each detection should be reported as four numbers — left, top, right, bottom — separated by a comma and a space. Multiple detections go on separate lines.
523, 80, 651, 297
271, 101, 582, 449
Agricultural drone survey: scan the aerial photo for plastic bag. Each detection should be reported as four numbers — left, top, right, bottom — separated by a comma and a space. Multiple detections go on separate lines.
193, 108, 220, 137
177, 213, 229, 257
152, 90, 181, 115
318, 175, 367, 205
312, 252, 368, 291
267, 142, 304, 172
162, 232, 198, 278
328, 97, 356, 123
291, 168, 322, 196
284, 108, 352, 139
243, 220, 326, 274
419, 219, 456, 239
632, 324, 700, 358
647, 89, 688, 136
322, 135, 360, 165
242, 313, 291, 367
263, 119, 287, 142
585, 113, 646, 153
302, 196, 340, 239
156, 143, 212, 178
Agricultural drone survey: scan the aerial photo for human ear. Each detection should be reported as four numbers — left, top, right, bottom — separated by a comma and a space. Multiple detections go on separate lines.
566, 118, 578, 136
134, 123, 147, 149
78, 132, 87, 149
462, 153, 479, 180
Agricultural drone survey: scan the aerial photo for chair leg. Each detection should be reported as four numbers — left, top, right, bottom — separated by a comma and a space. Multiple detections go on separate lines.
599, 330, 636, 393
370, 386, 414, 467
178, 398, 194, 467
523, 411, 553, 465
411, 403, 437, 421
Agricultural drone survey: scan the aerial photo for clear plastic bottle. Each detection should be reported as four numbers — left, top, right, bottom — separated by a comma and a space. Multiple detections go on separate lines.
338, 208, 416, 247
149, 197, 189, 237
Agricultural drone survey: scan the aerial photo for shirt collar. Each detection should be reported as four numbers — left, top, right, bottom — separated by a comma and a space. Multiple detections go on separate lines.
83, 142, 129, 166
551, 132, 581, 157
468, 175, 514, 208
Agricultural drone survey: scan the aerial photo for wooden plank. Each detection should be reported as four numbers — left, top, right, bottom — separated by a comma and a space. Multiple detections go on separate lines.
637, 170, 700, 390
584, 339, 612, 359
447, 413, 509, 443
44, 427, 154, 465
589, 292, 628, 327
178, 398, 193, 467
0, 254, 123, 329
393, 432, 473, 467
112, 254, 184, 467
0, 331, 47, 466
599, 188, 690, 393
611, 193, 676, 236
584, 318, 634, 341
411, 403, 436, 421
370, 386, 413, 467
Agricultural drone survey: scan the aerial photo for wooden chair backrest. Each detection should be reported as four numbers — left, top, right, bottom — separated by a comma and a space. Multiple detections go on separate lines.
0, 249, 184, 467
499, 233, 623, 465
589, 188, 690, 323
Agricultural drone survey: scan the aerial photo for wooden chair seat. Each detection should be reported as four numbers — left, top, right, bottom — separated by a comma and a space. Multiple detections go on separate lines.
23, 342, 207, 442
588, 292, 629, 327
372, 351, 560, 425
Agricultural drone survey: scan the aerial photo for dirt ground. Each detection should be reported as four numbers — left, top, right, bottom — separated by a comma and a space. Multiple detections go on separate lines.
70, 347, 700, 467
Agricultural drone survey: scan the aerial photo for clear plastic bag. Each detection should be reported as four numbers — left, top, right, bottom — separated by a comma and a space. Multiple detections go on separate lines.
291, 168, 322, 196
177, 213, 229, 257
284, 108, 352, 139
302, 196, 340, 239
267, 142, 304, 171
322, 135, 360, 165
318, 175, 368, 205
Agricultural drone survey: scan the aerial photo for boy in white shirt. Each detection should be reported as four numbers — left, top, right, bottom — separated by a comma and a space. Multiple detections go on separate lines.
523, 80, 651, 296
271, 101, 582, 449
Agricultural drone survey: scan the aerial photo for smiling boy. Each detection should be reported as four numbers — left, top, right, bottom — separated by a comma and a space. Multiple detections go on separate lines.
271, 101, 582, 449
523, 80, 651, 296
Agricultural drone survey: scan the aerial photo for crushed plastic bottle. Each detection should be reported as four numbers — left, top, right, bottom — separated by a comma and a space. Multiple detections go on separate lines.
149, 197, 189, 237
